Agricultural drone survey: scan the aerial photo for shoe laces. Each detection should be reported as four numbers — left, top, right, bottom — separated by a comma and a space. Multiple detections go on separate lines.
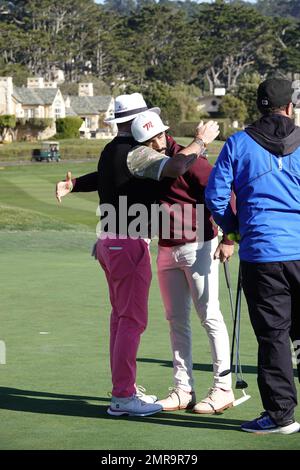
257, 411, 273, 422
257, 413, 275, 428
135, 385, 151, 399
136, 385, 147, 394
167, 387, 191, 397
132, 394, 148, 407
207, 387, 220, 399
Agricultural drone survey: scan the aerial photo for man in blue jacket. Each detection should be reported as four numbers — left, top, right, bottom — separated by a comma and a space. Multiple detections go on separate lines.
205, 78, 300, 434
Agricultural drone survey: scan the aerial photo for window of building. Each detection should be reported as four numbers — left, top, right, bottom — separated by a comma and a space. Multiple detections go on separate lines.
85, 117, 92, 128
25, 108, 35, 118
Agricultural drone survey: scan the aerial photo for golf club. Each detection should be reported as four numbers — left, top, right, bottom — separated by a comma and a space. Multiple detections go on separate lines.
220, 261, 251, 406
290, 315, 300, 384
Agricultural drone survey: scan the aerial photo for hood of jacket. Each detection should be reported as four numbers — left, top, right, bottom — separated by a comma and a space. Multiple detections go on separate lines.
245, 114, 300, 156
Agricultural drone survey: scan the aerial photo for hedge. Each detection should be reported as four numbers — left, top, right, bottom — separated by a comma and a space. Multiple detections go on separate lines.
56, 117, 83, 139
169, 118, 232, 141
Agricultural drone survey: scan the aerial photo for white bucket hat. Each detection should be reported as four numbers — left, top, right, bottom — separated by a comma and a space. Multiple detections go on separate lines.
104, 93, 160, 124
131, 110, 169, 142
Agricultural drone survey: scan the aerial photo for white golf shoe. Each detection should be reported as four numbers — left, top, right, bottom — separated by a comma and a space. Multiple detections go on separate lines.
135, 385, 157, 403
107, 394, 162, 417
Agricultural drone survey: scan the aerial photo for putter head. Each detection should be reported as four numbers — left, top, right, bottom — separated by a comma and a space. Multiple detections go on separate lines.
235, 379, 248, 389
233, 390, 251, 407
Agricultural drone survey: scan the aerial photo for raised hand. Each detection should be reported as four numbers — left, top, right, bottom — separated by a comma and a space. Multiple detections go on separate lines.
196, 120, 220, 145
56, 171, 73, 203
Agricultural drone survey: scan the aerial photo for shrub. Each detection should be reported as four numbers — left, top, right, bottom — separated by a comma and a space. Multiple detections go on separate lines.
0, 115, 16, 141
56, 117, 83, 139
169, 118, 232, 141
169, 121, 198, 137
16, 118, 53, 131
15, 118, 54, 141
28, 118, 53, 130
219, 95, 247, 125
216, 118, 232, 141
233, 72, 261, 123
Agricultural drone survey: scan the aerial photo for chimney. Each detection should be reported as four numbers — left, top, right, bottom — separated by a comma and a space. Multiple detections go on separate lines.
78, 83, 94, 97
0, 77, 13, 114
44, 81, 57, 88
27, 77, 44, 89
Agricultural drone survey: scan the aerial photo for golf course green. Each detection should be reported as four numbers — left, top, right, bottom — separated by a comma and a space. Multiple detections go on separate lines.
0, 161, 299, 450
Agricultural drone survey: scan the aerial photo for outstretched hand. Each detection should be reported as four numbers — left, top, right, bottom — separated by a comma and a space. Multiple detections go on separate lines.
56, 171, 73, 203
196, 120, 220, 145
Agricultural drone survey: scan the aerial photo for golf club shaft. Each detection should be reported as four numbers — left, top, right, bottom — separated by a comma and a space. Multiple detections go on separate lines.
290, 317, 300, 384
235, 283, 242, 378
230, 265, 244, 380
224, 261, 244, 378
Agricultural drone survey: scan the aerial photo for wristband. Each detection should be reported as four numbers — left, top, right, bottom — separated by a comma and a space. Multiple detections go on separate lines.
193, 137, 206, 152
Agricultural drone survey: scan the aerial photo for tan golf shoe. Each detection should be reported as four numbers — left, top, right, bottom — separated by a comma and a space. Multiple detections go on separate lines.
193, 387, 234, 414
156, 387, 196, 411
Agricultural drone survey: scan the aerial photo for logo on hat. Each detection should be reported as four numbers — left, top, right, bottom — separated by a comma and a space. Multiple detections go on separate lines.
143, 121, 154, 131
131, 111, 169, 142
257, 78, 293, 110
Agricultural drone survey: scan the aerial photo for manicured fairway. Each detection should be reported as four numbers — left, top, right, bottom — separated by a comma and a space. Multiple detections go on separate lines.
0, 162, 299, 450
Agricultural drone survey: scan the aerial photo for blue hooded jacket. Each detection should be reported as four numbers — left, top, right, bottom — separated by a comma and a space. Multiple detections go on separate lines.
205, 115, 300, 262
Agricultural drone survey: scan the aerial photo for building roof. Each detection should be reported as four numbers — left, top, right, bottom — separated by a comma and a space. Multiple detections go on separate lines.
65, 106, 78, 117
12, 87, 59, 105
65, 95, 112, 115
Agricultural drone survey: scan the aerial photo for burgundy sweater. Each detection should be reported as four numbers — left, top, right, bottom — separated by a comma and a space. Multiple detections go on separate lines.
158, 136, 233, 247
72, 135, 234, 247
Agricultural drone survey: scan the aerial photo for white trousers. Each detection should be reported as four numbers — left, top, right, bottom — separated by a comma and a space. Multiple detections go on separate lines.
157, 237, 231, 392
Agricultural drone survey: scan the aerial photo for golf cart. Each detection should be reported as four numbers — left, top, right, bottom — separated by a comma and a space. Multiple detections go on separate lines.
31, 141, 61, 162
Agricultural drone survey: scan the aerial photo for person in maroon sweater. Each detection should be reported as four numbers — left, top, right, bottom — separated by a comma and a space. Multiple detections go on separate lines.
131, 111, 235, 414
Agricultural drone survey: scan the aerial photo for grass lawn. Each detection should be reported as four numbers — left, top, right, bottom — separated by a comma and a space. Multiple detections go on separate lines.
0, 162, 299, 450
0, 139, 111, 162
0, 137, 224, 162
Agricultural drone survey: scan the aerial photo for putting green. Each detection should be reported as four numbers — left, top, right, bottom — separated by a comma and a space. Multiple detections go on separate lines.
0, 163, 299, 450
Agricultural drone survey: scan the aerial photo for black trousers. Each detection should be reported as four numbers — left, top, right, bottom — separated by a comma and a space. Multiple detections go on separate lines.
241, 260, 300, 426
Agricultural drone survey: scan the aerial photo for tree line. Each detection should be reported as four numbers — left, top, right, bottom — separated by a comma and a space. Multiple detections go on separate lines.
0, 0, 300, 126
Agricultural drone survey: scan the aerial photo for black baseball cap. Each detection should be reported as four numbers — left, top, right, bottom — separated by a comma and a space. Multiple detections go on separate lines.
257, 78, 293, 111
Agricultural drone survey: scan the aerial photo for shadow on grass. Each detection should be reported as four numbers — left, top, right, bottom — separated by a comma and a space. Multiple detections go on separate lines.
0, 387, 103, 402
137, 358, 300, 379
0, 387, 243, 431
137, 358, 258, 375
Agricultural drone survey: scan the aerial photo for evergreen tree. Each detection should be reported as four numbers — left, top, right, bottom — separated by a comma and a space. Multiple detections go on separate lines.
191, 2, 283, 92
256, 0, 300, 19
233, 72, 261, 123
124, 4, 194, 85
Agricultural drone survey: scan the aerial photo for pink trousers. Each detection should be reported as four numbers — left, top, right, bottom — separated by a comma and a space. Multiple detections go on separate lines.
96, 236, 152, 397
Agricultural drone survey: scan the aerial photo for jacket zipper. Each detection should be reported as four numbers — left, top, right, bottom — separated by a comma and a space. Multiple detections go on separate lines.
278, 157, 283, 171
